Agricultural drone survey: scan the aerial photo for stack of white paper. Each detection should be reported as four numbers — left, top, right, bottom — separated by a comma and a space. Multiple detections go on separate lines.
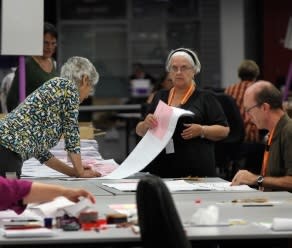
28, 196, 94, 218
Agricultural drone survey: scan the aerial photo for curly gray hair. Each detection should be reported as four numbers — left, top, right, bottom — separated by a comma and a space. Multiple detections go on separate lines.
60, 56, 99, 86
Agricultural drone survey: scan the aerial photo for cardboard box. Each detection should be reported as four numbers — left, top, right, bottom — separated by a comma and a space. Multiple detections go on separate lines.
79, 122, 94, 139
79, 122, 106, 139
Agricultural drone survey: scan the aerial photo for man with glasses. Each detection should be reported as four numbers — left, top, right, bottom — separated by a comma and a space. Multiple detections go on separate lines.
231, 81, 292, 191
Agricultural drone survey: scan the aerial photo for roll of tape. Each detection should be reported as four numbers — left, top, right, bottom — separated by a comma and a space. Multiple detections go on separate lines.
106, 213, 128, 224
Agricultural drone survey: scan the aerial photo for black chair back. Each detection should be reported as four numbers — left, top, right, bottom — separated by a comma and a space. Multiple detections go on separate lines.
212, 92, 245, 179
214, 92, 244, 144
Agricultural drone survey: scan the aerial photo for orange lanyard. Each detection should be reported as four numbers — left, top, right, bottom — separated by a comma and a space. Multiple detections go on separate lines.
261, 127, 275, 177
167, 83, 195, 106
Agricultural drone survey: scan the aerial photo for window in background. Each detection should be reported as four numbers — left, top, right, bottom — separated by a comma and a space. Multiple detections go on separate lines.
57, 0, 208, 98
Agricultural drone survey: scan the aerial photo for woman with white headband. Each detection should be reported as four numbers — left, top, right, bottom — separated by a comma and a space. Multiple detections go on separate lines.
136, 48, 230, 178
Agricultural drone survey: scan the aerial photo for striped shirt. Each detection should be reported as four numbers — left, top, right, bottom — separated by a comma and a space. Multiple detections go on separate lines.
225, 80, 259, 142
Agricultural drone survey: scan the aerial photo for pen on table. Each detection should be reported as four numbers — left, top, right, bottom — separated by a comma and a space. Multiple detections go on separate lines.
5, 224, 43, 230
10, 219, 39, 222
242, 204, 274, 207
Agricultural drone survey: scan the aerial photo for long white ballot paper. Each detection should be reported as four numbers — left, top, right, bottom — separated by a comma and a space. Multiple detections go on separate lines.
101, 100, 194, 179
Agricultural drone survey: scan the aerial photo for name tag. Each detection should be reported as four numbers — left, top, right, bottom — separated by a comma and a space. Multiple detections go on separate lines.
165, 138, 174, 154
6, 172, 17, 179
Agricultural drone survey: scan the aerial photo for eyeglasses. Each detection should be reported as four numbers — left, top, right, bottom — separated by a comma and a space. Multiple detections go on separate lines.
245, 103, 261, 113
169, 65, 193, 73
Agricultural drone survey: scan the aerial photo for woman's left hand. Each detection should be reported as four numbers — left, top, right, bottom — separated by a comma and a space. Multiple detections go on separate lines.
181, 123, 202, 140
81, 167, 101, 178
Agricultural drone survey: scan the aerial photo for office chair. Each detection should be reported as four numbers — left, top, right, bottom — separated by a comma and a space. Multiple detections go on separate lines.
213, 92, 245, 180
136, 175, 191, 248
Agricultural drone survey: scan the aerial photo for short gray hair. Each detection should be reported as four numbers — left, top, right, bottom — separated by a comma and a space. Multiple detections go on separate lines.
60, 56, 99, 86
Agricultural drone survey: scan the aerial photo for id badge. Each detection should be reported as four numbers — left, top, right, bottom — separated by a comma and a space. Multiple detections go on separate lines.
5, 172, 17, 179
165, 138, 175, 154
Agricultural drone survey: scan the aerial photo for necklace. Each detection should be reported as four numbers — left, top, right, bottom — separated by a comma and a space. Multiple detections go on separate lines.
167, 83, 195, 106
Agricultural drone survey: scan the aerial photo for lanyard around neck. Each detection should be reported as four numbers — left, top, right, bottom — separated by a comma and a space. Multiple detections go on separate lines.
261, 127, 275, 177
167, 83, 195, 106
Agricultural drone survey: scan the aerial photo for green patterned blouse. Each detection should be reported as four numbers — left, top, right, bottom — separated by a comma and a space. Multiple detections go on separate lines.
0, 77, 81, 163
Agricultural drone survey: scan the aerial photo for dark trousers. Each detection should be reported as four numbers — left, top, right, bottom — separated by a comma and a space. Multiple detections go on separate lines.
0, 145, 22, 178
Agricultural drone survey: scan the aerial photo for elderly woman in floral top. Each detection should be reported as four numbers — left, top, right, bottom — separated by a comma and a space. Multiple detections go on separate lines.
0, 56, 101, 178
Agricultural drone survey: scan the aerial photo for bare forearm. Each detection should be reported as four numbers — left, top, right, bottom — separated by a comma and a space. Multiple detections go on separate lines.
23, 182, 96, 204
262, 176, 292, 191
23, 182, 67, 204
45, 157, 79, 177
67, 153, 84, 176
202, 125, 229, 141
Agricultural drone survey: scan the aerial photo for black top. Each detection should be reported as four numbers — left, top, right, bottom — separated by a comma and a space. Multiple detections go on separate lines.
143, 88, 228, 178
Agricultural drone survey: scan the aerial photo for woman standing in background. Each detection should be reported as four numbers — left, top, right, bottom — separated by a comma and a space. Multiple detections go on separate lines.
7, 22, 58, 112
136, 48, 229, 178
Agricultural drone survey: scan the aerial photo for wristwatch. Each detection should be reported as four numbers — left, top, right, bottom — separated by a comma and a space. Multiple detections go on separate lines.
257, 175, 264, 187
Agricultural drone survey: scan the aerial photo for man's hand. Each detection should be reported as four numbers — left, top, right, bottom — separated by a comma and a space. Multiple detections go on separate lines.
231, 170, 258, 186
